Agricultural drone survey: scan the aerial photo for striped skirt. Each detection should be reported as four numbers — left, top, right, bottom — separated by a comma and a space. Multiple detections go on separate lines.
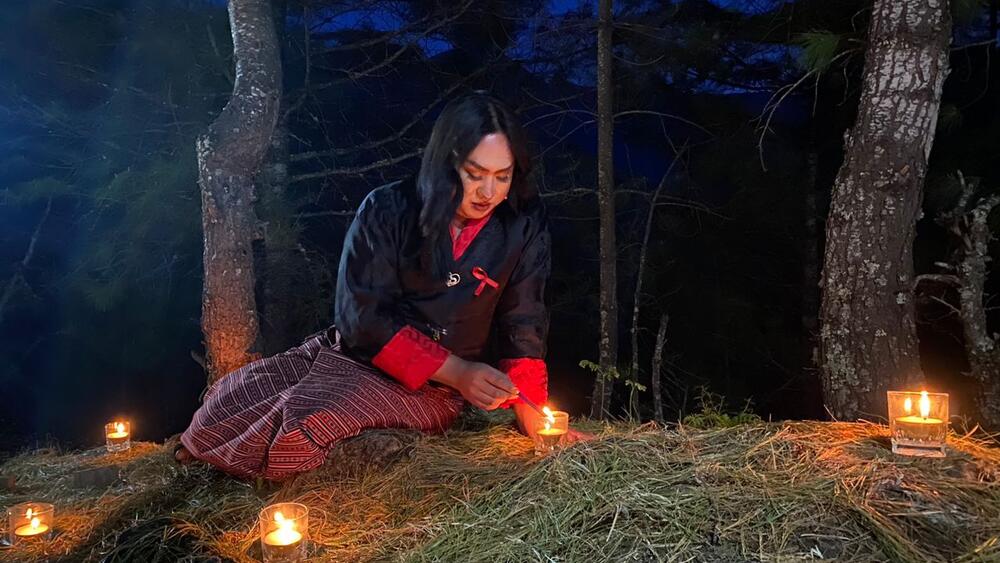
180, 329, 466, 480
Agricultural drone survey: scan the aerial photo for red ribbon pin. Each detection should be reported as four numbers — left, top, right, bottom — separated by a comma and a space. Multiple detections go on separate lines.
472, 267, 499, 296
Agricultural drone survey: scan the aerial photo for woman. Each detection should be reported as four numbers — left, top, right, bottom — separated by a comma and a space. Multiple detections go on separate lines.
177, 93, 583, 480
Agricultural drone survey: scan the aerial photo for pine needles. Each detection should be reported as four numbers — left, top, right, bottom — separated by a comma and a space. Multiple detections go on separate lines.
1, 420, 998, 562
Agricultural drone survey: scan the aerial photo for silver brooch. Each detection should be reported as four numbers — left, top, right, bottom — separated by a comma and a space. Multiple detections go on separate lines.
446, 272, 461, 287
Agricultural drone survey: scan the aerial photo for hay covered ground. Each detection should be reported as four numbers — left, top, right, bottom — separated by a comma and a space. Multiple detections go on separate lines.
1, 412, 999, 563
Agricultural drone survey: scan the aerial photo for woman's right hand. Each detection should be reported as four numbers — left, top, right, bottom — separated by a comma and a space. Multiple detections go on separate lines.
431, 356, 519, 410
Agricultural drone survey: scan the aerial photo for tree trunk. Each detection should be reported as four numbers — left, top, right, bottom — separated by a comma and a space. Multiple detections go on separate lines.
591, 0, 617, 420
630, 174, 670, 393
256, 0, 300, 355
198, 0, 282, 383
651, 313, 669, 423
953, 193, 1000, 428
819, 0, 951, 419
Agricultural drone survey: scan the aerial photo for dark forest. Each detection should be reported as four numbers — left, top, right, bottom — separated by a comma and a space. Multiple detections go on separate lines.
1, 1, 999, 560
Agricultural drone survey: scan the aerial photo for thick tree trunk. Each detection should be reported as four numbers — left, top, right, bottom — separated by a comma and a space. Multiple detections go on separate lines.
819, 0, 951, 419
199, 0, 282, 383
591, 0, 617, 420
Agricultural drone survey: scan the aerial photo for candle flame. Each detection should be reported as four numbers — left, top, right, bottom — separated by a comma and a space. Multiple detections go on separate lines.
903, 397, 912, 414
919, 390, 931, 419
274, 510, 294, 531
542, 406, 555, 423
541, 406, 555, 432
116, 422, 125, 434
30, 517, 40, 531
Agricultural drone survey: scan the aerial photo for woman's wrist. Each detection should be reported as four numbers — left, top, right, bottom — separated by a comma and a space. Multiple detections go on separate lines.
429, 355, 467, 390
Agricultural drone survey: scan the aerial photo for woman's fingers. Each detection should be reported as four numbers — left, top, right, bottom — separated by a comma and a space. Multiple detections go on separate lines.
474, 377, 515, 402
484, 370, 518, 395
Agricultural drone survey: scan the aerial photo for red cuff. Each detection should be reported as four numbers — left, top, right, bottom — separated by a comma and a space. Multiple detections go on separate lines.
372, 325, 449, 391
498, 358, 548, 409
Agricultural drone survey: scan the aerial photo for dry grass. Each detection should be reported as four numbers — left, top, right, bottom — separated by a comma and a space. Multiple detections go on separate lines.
1, 414, 998, 562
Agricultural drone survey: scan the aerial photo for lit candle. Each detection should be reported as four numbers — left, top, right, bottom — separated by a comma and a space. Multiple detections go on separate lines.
6, 502, 55, 544
534, 406, 569, 455
259, 502, 308, 562
105, 420, 131, 453
14, 509, 49, 537
107, 422, 128, 439
888, 390, 948, 458
263, 511, 302, 546
895, 391, 943, 425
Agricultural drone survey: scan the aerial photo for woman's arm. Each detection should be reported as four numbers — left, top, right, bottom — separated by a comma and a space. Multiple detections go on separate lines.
494, 203, 552, 411
430, 355, 519, 410
335, 189, 449, 390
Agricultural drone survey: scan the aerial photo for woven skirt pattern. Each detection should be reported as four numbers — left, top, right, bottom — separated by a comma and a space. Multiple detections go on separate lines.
180, 330, 465, 480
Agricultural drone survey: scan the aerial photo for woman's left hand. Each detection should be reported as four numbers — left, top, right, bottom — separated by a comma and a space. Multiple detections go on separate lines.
563, 428, 596, 444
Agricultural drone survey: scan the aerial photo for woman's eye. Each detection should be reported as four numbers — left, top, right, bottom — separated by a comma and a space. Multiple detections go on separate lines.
498, 176, 511, 183
464, 170, 481, 181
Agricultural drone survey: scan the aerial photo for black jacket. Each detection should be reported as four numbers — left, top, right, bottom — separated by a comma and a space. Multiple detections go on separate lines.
334, 177, 551, 366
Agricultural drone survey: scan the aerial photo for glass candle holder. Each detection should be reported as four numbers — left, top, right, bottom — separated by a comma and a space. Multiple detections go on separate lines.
887, 390, 948, 458
6, 502, 55, 546
533, 409, 569, 456
259, 502, 308, 563
105, 421, 131, 453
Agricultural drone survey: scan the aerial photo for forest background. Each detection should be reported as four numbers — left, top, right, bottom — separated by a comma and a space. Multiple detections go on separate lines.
1, 0, 998, 454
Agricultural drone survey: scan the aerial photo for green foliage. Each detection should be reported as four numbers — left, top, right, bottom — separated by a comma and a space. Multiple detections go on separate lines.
795, 31, 843, 74
5, 177, 74, 204
682, 388, 761, 429
579, 360, 647, 421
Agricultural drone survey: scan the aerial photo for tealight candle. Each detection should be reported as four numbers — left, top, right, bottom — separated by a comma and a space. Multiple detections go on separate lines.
887, 390, 948, 458
533, 406, 569, 455
105, 421, 131, 453
6, 502, 55, 545
259, 502, 308, 562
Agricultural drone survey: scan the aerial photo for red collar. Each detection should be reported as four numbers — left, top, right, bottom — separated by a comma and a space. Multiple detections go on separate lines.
450, 213, 493, 260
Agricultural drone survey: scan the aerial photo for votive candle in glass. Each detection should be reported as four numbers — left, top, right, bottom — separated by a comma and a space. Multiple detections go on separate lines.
887, 390, 948, 458
105, 421, 131, 453
6, 502, 55, 546
259, 502, 308, 563
533, 407, 569, 455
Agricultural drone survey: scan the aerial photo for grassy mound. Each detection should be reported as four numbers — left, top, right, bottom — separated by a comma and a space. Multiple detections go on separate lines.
1, 416, 998, 562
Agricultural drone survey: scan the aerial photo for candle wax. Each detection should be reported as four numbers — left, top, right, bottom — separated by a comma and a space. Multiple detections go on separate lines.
895, 416, 943, 424
263, 528, 302, 546
107, 431, 129, 439
537, 428, 567, 436
14, 523, 50, 537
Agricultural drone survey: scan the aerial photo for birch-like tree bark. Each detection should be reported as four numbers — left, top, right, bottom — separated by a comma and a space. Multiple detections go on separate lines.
198, 0, 282, 383
922, 175, 1000, 429
820, 0, 951, 418
952, 195, 1000, 429
591, 0, 618, 419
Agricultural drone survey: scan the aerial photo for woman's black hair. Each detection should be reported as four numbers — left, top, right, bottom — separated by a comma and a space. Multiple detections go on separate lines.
417, 92, 535, 275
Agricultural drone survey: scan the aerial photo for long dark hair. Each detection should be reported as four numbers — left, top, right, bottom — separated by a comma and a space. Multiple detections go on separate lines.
417, 92, 535, 274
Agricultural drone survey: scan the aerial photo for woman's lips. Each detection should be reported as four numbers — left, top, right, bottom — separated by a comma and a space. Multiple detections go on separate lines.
471, 202, 492, 212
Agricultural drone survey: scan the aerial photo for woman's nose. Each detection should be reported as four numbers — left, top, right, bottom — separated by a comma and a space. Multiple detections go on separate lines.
478, 176, 496, 199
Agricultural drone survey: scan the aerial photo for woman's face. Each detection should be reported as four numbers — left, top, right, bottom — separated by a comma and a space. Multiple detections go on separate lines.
455, 132, 514, 222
